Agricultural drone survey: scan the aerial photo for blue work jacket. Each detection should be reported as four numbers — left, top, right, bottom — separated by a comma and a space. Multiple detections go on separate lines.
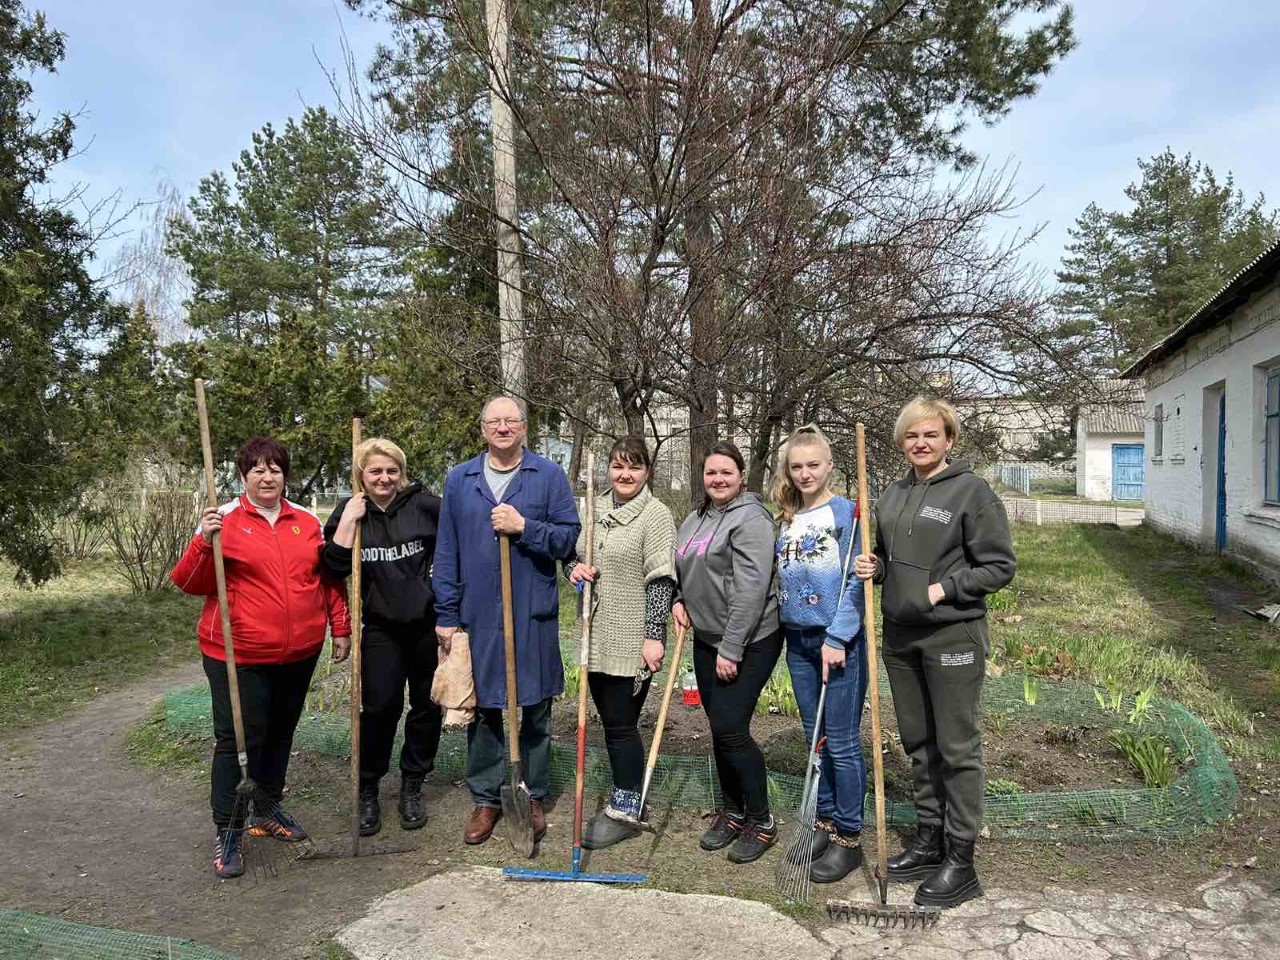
431, 450, 580, 708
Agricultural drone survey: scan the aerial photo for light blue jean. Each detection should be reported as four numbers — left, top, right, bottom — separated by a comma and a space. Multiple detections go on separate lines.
784, 626, 869, 836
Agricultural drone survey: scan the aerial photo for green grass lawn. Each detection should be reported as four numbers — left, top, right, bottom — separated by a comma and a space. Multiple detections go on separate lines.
0, 559, 201, 730
988, 524, 1280, 755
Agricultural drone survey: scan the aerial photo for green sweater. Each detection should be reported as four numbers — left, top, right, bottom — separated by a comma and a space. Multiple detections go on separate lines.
575, 487, 676, 676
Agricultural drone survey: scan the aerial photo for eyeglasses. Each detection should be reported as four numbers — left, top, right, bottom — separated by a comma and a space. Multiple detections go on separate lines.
482, 417, 525, 428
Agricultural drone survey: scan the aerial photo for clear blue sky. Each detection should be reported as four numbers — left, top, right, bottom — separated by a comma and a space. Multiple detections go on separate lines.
31, 0, 1280, 282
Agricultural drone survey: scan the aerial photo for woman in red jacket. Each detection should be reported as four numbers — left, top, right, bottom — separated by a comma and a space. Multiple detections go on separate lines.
171, 437, 351, 879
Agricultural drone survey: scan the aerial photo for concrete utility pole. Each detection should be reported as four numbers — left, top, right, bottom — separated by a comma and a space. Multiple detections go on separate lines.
486, 0, 525, 397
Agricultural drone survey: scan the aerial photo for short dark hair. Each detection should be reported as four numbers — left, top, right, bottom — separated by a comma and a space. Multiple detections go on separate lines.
236, 437, 290, 479
703, 440, 745, 474
607, 437, 652, 473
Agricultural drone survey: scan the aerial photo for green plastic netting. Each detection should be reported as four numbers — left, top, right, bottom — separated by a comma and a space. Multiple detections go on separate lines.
163, 670, 1237, 843
0, 910, 239, 960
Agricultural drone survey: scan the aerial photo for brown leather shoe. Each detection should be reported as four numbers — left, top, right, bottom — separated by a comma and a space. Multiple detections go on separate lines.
464, 806, 502, 845
530, 800, 547, 843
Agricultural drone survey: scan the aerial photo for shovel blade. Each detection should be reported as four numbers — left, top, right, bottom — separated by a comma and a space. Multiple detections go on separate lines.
501, 773, 536, 858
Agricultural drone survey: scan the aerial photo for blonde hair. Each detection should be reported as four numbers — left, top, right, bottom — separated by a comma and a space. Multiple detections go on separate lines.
356, 438, 409, 491
770, 424, 833, 523
893, 396, 962, 448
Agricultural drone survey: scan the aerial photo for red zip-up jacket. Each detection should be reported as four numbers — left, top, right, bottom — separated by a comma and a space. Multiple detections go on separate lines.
170, 496, 351, 665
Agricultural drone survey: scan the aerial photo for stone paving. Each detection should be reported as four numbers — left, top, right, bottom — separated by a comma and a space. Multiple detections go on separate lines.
337, 866, 1278, 960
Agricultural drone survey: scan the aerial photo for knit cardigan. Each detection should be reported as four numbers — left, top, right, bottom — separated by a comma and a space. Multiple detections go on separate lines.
574, 487, 676, 676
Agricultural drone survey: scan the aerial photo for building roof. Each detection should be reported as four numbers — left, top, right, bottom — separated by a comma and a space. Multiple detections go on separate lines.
1080, 379, 1145, 434
1122, 238, 1280, 378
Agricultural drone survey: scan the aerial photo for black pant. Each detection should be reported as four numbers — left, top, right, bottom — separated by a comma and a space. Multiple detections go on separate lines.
204, 652, 319, 829
588, 671, 653, 792
692, 630, 783, 820
361, 618, 443, 786
882, 617, 988, 841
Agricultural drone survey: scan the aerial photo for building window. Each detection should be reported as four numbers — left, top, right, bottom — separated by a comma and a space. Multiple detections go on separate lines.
1267, 370, 1280, 505
1153, 404, 1164, 459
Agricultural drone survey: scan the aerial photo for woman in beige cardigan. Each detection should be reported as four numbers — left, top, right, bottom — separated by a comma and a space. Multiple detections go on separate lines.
568, 437, 677, 849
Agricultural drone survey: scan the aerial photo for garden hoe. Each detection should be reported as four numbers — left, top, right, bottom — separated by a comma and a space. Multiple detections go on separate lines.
500, 532, 537, 857
196, 379, 308, 880
298, 417, 414, 863
826, 423, 940, 930
505, 452, 645, 883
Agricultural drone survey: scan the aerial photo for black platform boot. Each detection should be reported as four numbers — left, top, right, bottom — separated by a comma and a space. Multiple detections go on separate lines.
914, 835, 983, 909
885, 824, 945, 882
358, 782, 382, 837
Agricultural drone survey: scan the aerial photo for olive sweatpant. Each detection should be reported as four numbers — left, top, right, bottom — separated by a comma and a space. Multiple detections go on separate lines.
881, 617, 988, 841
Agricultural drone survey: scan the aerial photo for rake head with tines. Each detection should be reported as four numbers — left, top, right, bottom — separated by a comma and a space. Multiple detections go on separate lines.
774, 684, 828, 903
825, 899, 941, 930
217, 779, 282, 882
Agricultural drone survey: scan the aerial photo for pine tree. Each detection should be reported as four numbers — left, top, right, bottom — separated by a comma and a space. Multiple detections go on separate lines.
1057, 149, 1278, 372
0, 1, 128, 583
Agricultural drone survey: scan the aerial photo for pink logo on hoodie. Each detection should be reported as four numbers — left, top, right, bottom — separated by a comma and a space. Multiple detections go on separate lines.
677, 529, 715, 558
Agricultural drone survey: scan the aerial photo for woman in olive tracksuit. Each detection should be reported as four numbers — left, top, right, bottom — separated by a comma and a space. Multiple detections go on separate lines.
323, 438, 442, 837
855, 397, 1015, 910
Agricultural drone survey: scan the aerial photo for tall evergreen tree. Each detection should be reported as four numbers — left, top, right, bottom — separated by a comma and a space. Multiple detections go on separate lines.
1057, 149, 1278, 372
0, 1, 129, 583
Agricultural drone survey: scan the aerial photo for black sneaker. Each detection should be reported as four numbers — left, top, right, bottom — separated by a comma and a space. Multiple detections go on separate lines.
726, 815, 778, 864
213, 830, 244, 879
398, 775, 427, 831
247, 807, 309, 842
699, 811, 745, 851
359, 784, 382, 837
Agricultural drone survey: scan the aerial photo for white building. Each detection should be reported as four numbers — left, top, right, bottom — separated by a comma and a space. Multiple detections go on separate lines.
1122, 240, 1280, 576
1074, 380, 1146, 502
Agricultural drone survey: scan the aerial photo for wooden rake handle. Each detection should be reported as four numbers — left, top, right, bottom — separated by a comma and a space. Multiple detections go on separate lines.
350, 416, 363, 856
643, 621, 687, 777
857, 422, 890, 904
194, 379, 248, 766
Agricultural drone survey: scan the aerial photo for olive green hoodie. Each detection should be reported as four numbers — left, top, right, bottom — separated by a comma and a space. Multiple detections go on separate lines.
872, 459, 1016, 627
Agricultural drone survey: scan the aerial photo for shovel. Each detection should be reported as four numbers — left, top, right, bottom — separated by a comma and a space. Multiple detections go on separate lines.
500, 533, 537, 857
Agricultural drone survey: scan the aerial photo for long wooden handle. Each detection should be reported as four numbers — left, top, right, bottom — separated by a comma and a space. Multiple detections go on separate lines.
500, 535, 520, 763
857, 422, 889, 903
573, 451, 595, 852
644, 621, 687, 773
195, 380, 248, 765
350, 417, 363, 856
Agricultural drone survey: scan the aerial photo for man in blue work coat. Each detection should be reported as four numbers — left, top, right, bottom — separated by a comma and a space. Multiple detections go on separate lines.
432, 395, 581, 845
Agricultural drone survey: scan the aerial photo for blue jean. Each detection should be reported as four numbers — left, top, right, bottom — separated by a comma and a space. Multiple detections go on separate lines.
784, 626, 869, 835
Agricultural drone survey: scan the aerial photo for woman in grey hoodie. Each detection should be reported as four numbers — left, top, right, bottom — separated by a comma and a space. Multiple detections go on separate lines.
673, 441, 782, 864
855, 397, 1016, 911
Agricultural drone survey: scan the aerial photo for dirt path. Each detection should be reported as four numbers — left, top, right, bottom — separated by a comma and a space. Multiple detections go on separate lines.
0, 663, 440, 959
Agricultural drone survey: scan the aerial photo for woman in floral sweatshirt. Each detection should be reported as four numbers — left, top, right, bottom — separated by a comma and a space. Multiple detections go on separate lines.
773, 425, 866, 883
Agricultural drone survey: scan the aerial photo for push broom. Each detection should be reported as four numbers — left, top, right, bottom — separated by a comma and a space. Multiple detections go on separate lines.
826, 423, 940, 929
505, 451, 645, 884
196, 379, 312, 879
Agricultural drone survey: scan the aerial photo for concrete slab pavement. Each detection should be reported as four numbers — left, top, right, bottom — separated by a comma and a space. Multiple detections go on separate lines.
337, 867, 1278, 960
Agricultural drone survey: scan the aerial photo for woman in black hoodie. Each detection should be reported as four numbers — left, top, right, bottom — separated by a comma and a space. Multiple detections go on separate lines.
854, 397, 1015, 910
323, 438, 443, 837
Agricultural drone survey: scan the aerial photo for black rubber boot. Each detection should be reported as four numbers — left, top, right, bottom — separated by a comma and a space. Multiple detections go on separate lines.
810, 831, 863, 884
358, 782, 382, 838
398, 774, 427, 830
886, 824, 945, 882
914, 836, 983, 909
581, 811, 641, 850
788, 818, 833, 864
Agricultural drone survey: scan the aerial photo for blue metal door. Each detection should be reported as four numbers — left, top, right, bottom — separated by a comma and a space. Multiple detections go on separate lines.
1216, 392, 1227, 552
1112, 444, 1145, 501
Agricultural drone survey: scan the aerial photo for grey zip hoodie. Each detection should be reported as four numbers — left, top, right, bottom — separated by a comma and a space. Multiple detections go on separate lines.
674, 492, 780, 661
872, 459, 1016, 627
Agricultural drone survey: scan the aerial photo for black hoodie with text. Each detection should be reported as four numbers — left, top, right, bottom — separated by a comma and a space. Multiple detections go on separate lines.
322, 482, 441, 627
872, 459, 1016, 627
